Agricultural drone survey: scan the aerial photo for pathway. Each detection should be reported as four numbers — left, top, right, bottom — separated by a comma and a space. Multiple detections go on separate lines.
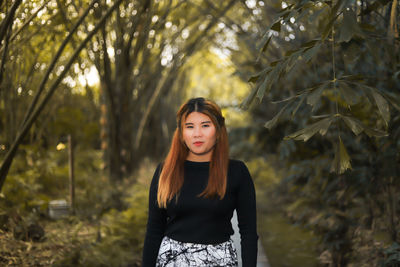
231, 210, 270, 267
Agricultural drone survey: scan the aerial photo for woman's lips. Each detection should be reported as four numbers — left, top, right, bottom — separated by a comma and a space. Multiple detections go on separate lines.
193, 142, 204, 146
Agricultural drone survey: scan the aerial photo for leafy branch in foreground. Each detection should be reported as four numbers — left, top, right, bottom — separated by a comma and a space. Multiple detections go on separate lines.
244, 0, 399, 174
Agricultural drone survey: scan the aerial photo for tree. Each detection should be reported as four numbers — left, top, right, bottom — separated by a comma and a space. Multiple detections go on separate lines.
0, 0, 123, 192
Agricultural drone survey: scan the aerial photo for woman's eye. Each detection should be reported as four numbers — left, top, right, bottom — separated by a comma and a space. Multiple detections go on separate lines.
202, 124, 210, 128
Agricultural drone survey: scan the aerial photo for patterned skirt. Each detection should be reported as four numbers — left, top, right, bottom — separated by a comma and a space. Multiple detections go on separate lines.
156, 236, 238, 267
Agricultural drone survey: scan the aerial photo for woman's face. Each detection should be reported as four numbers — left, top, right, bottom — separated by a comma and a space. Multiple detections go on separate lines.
182, 112, 217, 162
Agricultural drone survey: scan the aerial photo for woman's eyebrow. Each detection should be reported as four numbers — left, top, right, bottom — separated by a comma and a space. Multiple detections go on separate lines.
185, 121, 211, 125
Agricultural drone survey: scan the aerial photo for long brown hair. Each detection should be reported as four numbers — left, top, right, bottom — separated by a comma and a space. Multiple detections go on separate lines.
157, 97, 229, 208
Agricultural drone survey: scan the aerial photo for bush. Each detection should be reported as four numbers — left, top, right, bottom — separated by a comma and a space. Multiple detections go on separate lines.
56, 159, 156, 266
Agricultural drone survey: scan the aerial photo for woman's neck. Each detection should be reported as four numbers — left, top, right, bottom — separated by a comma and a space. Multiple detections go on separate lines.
186, 153, 212, 162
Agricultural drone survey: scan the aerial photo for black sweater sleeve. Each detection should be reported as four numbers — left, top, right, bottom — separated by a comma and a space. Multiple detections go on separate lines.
236, 161, 258, 266
142, 164, 167, 267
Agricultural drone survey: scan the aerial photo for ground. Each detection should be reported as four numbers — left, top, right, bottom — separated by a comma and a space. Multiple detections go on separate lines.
0, 218, 96, 266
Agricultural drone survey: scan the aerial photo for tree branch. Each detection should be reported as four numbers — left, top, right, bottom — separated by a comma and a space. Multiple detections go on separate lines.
19, 0, 100, 129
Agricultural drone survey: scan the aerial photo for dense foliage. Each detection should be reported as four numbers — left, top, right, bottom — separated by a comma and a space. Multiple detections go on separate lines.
234, 0, 400, 265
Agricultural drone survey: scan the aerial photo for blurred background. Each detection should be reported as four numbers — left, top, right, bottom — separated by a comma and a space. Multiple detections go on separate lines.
0, 0, 399, 266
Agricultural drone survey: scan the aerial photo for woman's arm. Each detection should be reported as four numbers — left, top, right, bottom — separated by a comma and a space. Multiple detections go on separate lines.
236, 161, 258, 266
142, 164, 167, 267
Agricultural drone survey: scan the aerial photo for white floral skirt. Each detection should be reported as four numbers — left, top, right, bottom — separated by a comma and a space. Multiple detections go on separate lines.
156, 236, 238, 267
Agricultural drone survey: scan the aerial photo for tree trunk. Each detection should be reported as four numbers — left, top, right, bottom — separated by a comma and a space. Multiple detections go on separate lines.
105, 68, 133, 181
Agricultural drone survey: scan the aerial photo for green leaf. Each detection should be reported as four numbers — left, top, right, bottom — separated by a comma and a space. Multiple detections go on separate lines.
284, 117, 333, 142
248, 75, 260, 83
309, 4, 328, 22
256, 72, 273, 102
307, 82, 328, 109
240, 86, 258, 110
256, 34, 273, 64
339, 82, 360, 106
338, 9, 363, 43
340, 74, 365, 81
271, 20, 281, 32
331, 0, 344, 16
320, 0, 345, 40
371, 89, 390, 126
261, 36, 272, 53
283, 52, 301, 75
248, 67, 271, 83
321, 18, 335, 40
300, 39, 321, 48
277, 5, 294, 16
285, 48, 301, 57
259, 15, 285, 41
363, 126, 388, 137
320, 0, 353, 40
341, 115, 364, 135
282, 9, 296, 22
264, 101, 293, 130
383, 91, 400, 112
330, 136, 352, 174
338, 10, 354, 42
291, 93, 307, 118
302, 43, 321, 62
332, 0, 352, 16
311, 114, 332, 119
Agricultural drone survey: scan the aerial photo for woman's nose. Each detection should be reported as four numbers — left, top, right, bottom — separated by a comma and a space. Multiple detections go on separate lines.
193, 126, 202, 136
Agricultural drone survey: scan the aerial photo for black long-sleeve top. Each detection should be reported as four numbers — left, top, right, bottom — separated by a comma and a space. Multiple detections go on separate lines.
142, 159, 258, 266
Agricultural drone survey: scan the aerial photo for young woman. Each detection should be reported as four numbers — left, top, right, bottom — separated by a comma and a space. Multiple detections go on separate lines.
142, 97, 258, 266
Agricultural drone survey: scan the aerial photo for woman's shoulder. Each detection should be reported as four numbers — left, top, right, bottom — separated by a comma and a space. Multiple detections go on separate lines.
228, 159, 254, 189
228, 159, 248, 169
228, 159, 251, 178
150, 162, 164, 185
